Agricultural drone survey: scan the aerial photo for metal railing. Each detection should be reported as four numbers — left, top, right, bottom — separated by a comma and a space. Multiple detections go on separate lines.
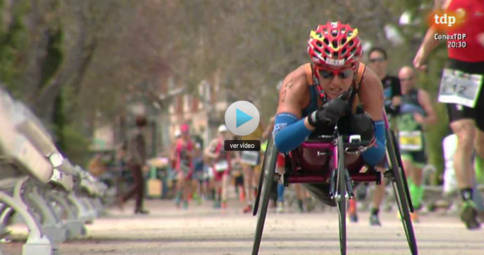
0, 87, 111, 255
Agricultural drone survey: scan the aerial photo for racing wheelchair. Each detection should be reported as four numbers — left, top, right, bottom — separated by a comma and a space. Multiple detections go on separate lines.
251, 114, 418, 255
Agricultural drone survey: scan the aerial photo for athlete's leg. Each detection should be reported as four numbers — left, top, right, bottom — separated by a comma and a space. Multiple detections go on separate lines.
253, 165, 261, 192
294, 184, 305, 212
401, 155, 414, 182
475, 128, 484, 184
183, 175, 191, 209
451, 119, 480, 229
242, 164, 254, 212
242, 164, 254, 205
410, 151, 425, 207
370, 167, 386, 226
402, 155, 420, 211
411, 151, 426, 222
450, 119, 476, 190
213, 172, 222, 208
221, 173, 230, 208
176, 172, 184, 206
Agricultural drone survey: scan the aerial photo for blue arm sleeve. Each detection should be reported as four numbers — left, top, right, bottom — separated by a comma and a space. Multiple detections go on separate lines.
273, 113, 312, 153
362, 120, 386, 166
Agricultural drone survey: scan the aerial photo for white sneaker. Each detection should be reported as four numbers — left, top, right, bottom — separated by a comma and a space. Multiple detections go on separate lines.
277, 202, 284, 213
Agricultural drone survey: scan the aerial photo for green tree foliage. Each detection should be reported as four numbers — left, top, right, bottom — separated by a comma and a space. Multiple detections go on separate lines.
0, 0, 454, 176
40, 27, 64, 89
0, 0, 29, 97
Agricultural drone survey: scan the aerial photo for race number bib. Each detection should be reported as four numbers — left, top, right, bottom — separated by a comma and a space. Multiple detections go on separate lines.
399, 131, 423, 151
438, 68, 483, 108
241, 151, 259, 166
214, 160, 229, 172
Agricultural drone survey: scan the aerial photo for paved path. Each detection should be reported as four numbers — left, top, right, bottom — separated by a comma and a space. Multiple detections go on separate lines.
2, 199, 483, 255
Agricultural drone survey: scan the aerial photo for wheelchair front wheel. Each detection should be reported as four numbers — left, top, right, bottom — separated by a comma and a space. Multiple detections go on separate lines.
253, 135, 272, 216
251, 139, 278, 255
386, 130, 418, 255
336, 135, 347, 255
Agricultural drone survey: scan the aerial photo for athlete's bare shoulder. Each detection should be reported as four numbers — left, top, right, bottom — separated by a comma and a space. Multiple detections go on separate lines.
281, 64, 311, 94
276, 64, 311, 118
358, 67, 384, 121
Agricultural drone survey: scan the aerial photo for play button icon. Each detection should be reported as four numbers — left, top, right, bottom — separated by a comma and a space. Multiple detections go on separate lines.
225, 101, 260, 136
236, 109, 253, 127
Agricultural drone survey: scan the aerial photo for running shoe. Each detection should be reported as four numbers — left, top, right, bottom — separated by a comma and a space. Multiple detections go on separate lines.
460, 201, 481, 230
349, 199, 358, 223
276, 202, 284, 213
369, 214, 381, 226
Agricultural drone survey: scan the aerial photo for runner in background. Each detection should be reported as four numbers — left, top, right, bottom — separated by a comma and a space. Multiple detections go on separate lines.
172, 124, 194, 209
205, 125, 238, 209
397, 66, 437, 222
192, 143, 205, 204
413, 0, 484, 229
349, 47, 402, 225
241, 119, 264, 213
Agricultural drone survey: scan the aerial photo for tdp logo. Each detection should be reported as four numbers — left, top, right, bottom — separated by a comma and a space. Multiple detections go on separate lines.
428, 10, 466, 31
434, 13, 456, 26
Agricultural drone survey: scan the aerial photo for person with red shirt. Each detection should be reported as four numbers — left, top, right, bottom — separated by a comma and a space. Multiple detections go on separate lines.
413, 0, 484, 229
172, 124, 194, 209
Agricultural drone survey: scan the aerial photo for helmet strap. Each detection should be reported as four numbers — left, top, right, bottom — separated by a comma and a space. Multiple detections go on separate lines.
311, 65, 329, 104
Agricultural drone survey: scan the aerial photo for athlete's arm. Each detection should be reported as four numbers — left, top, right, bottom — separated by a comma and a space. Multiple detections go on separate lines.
262, 116, 275, 140
386, 77, 401, 115
273, 66, 315, 153
358, 68, 386, 166
204, 139, 218, 159
413, 27, 440, 70
417, 89, 438, 126
359, 68, 384, 122
414, 0, 450, 70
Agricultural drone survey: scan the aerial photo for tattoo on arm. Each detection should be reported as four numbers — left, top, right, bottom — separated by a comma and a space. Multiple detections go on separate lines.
281, 82, 293, 102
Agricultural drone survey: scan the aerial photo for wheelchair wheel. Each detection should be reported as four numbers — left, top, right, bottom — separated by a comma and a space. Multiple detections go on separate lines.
336, 136, 347, 255
391, 131, 414, 213
253, 135, 272, 216
251, 139, 278, 255
386, 130, 418, 255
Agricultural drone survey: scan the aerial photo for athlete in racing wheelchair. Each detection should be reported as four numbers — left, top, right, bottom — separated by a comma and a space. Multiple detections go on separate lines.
251, 22, 417, 255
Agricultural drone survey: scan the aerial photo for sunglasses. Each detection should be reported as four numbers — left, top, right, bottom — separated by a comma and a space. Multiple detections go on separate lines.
399, 77, 414, 82
369, 58, 386, 63
318, 68, 354, 80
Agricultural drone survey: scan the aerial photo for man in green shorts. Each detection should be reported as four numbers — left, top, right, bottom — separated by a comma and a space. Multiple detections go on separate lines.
397, 66, 437, 221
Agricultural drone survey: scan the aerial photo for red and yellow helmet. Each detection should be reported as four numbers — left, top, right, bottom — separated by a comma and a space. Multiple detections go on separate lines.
307, 22, 362, 69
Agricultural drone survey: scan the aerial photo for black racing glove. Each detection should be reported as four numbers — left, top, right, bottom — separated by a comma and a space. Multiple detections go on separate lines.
338, 113, 375, 142
308, 91, 349, 127
350, 113, 375, 142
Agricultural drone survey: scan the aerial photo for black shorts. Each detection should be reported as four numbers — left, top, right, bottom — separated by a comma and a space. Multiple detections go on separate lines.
445, 59, 484, 131
400, 150, 427, 166
235, 175, 244, 186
